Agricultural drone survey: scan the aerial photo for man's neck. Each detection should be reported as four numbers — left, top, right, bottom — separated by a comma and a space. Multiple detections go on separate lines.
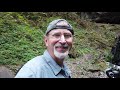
54, 57, 64, 67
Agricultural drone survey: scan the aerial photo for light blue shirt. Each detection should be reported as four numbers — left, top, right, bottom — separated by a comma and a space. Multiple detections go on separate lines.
15, 50, 71, 78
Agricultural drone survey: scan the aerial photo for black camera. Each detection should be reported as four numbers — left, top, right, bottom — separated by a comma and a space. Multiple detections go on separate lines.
106, 67, 120, 78
106, 35, 120, 78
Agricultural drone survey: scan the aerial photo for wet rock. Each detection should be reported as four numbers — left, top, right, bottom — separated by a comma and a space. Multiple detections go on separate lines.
0, 66, 15, 78
78, 12, 120, 24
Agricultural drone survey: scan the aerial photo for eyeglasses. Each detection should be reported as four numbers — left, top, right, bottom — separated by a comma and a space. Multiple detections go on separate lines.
48, 33, 73, 40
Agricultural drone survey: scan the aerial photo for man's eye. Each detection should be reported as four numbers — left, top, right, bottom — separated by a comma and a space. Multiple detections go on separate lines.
65, 34, 71, 38
53, 34, 60, 37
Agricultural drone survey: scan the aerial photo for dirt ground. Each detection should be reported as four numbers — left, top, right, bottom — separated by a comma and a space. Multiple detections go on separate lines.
65, 59, 108, 78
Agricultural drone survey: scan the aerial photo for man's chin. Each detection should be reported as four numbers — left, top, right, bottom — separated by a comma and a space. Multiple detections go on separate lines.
54, 49, 68, 60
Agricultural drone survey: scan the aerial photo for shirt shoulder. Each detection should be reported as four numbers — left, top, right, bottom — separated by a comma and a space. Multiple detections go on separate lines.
24, 55, 49, 71
15, 55, 48, 78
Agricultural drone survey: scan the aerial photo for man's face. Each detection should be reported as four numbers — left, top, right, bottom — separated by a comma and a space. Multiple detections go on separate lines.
44, 29, 73, 60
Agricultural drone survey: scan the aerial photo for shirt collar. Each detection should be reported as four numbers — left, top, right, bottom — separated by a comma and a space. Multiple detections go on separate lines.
43, 50, 71, 76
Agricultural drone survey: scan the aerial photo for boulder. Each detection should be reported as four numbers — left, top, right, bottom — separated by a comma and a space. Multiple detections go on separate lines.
0, 66, 15, 78
77, 12, 120, 24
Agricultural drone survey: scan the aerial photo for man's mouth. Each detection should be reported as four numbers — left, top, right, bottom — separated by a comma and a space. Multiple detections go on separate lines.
55, 45, 68, 53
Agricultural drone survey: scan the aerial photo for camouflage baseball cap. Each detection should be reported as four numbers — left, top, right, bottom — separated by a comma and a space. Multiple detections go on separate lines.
45, 19, 74, 35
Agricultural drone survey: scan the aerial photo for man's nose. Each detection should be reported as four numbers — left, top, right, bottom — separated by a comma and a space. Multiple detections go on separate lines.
59, 35, 66, 44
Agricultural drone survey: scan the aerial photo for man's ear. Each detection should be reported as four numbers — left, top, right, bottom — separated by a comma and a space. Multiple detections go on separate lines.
44, 35, 48, 47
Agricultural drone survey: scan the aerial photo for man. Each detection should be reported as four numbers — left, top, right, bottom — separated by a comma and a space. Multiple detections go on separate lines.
15, 19, 74, 78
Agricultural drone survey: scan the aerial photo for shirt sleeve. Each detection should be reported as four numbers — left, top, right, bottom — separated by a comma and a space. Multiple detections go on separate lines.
14, 66, 36, 78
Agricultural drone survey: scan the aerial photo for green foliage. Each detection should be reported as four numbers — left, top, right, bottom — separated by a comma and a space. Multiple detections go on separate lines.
0, 19, 45, 65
